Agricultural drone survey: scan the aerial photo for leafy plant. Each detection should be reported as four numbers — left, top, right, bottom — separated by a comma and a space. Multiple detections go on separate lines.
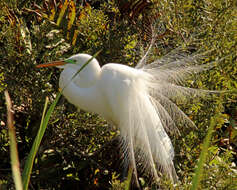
0, 0, 236, 189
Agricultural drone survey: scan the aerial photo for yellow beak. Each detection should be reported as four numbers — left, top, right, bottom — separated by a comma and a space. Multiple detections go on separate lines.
36, 61, 67, 68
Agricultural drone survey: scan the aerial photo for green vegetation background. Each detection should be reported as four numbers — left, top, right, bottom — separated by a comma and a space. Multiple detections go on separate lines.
0, 0, 236, 189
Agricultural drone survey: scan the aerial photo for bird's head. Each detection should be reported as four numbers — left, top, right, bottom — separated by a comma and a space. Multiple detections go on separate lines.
37, 53, 101, 88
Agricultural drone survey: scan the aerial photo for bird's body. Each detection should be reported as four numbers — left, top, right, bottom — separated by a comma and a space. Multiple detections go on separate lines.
60, 57, 146, 123
37, 51, 212, 184
56, 53, 179, 182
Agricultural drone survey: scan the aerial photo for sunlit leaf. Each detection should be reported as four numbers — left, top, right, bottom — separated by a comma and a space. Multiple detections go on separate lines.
49, 3, 56, 21
56, 0, 69, 26
72, 29, 79, 46
67, 1, 76, 40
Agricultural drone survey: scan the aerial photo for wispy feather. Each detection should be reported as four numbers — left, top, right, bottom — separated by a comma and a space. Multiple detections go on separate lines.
118, 38, 219, 184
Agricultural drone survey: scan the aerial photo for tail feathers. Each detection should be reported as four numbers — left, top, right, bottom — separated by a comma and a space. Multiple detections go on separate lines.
118, 84, 178, 183
118, 47, 219, 183
151, 90, 196, 131
130, 28, 221, 184
151, 82, 217, 104
140, 51, 220, 133
142, 53, 214, 85
136, 41, 215, 86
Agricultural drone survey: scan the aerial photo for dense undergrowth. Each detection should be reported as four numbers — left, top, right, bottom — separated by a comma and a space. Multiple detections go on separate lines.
0, 0, 236, 189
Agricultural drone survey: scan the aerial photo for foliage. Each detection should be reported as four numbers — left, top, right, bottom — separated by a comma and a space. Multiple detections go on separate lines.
0, 0, 236, 189
21, 96, 49, 190
5, 91, 23, 190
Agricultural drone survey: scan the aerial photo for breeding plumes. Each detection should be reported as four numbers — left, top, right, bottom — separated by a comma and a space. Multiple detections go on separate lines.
37, 45, 214, 185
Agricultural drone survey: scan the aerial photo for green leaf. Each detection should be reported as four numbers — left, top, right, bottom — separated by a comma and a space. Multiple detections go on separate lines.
191, 116, 217, 190
22, 50, 101, 190
67, 1, 76, 40
56, 0, 69, 26
22, 96, 51, 190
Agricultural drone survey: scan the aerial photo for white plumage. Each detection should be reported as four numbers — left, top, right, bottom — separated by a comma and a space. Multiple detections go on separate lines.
37, 49, 212, 184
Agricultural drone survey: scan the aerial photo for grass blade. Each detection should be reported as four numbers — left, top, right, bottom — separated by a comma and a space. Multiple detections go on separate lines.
5, 90, 23, 190
56, 0, 69, 26
67, 0, 76, 40
191, 117, 216, 190
22, 96, 50, 190
22, 94, 63, 190
22, 50, 101, 190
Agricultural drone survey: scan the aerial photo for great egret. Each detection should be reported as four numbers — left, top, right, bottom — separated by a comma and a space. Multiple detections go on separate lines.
37, 49, 212, 184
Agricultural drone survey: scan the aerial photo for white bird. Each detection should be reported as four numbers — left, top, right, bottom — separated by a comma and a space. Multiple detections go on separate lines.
37, 48, 212, 185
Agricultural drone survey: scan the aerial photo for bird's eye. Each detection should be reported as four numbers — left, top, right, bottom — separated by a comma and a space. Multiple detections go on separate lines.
66, 59, 77, 64
70, 59, 77, 64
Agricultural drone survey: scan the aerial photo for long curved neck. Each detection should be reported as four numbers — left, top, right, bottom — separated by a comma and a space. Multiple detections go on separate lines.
59, 61, 101, 89
62, 81, 114, 122
62, 82, 98, 112
58, 64, 112, 120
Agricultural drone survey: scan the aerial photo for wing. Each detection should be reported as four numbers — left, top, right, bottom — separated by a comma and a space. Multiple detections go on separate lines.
100, 64, 178, 183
